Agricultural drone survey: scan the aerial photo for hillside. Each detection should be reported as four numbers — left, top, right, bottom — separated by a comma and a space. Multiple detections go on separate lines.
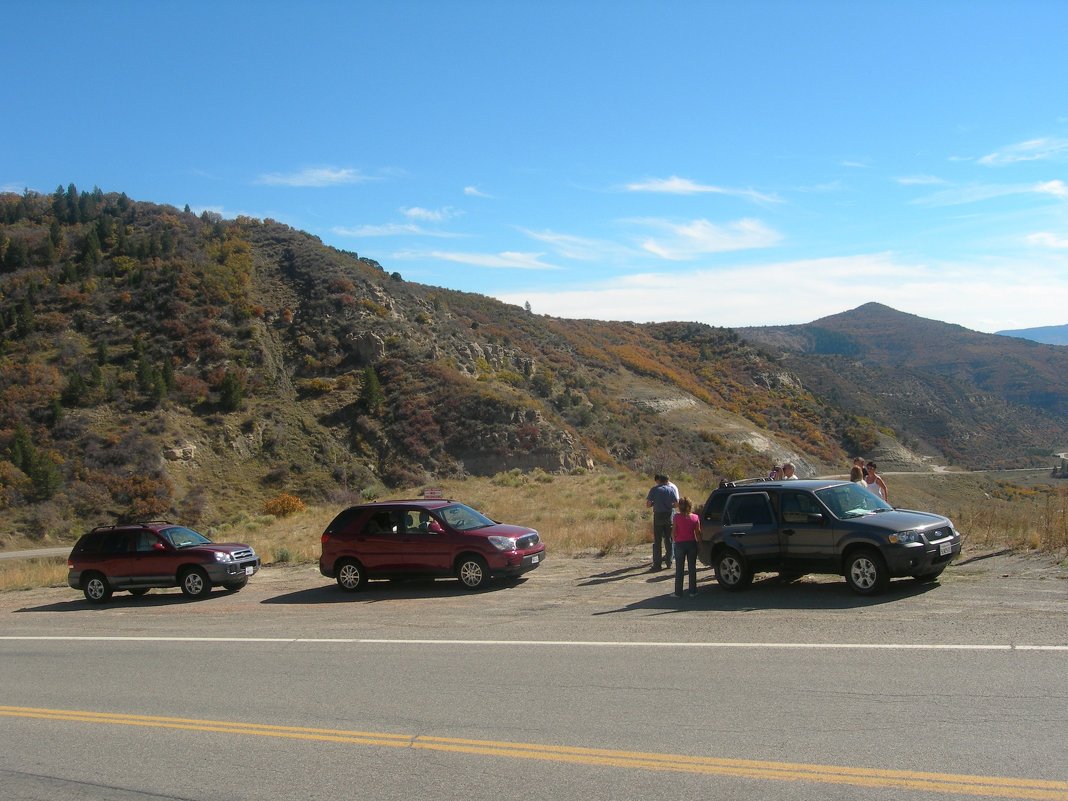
739, 303, 1068, 469
0, 186, 866, 541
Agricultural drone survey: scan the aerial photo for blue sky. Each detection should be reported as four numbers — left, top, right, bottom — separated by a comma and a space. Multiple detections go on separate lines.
4, 1, 1067, 332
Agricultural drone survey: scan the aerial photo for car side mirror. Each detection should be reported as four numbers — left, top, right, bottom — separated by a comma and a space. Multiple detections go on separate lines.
153, 542, 166, 551
806, 513, 824, 524
428, 521, 444, 534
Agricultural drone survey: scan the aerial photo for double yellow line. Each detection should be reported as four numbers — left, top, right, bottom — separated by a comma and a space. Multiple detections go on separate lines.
2, 705, 1066, 800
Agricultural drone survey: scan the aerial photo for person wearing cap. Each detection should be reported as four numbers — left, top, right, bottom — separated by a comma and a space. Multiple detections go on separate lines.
645, 474, 679, 571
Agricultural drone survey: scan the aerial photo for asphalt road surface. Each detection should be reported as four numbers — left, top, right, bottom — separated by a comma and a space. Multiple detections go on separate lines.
1, 552, 1065, 801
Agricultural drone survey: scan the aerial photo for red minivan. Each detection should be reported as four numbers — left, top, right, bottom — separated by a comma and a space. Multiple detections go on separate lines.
319, 499, 545, 591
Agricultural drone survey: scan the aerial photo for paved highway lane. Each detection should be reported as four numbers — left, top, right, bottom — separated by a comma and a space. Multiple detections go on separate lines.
0, 554, 1065, 800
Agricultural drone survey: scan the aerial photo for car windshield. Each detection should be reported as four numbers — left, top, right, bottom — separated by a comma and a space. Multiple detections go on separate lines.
162, 526, 212, 548
438, 503, 495, 531
815, 483, 893, 519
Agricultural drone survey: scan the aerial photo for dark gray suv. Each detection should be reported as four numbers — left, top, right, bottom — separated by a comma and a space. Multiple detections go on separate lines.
697, 479, 961, 595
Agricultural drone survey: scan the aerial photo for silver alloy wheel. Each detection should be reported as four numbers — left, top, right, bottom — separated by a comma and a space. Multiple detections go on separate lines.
85, 576, 108, 601
181, 568, 209, 598
458, 559, 486, 589
849, 556, 878, 590
338, 562, 362, 591
718, 554, 743, 585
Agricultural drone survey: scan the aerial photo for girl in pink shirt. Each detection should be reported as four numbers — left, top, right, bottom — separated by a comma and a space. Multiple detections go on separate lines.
672, 497, 702, 597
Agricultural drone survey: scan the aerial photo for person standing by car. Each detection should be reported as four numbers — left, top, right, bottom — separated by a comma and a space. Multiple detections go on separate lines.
864, 461, 889, 501
782, 462, 799, 479
646, 474, 678, 571
672, 496, 701, 597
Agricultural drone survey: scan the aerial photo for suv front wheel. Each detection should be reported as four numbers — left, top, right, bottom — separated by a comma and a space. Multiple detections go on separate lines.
714, 549, 753, 591
179, 567, 212, 599
844, 548, 889, 595
456, 555, 489, 590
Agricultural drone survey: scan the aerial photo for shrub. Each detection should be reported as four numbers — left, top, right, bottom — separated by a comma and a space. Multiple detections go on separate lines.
263, 492, 306, 517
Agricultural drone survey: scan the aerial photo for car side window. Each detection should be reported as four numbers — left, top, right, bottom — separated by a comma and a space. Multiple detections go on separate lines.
135, 531, 159, 552
365, 511, 399, 536
101, 531, 132, 554
724, 493, 774, 526
403, 510, 434, 534
703, 493, 728, 522
781, 491, 821, 522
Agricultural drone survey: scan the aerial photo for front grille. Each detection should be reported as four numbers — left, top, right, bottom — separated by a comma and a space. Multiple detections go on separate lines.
516, 533, 540, 550
925, 527, 952, 542
231, 548, 255, 560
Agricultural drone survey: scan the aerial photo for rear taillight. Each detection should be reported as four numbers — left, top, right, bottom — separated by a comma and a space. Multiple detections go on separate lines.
66, 560, 73, 568
321, 532, 331, 545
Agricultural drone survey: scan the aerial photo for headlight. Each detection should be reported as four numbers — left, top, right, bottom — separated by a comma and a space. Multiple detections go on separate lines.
488, 536, 518, 551
888, 530, 923, 544
213, 551, 234, 562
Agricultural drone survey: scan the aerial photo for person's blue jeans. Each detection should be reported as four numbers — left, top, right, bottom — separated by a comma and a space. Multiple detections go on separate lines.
674, 540, 698, 595
652, 512, 673, 568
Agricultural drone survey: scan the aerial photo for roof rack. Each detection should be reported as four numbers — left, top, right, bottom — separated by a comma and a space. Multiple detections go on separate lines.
88, 520, 173, 533
719, 477, 773, 488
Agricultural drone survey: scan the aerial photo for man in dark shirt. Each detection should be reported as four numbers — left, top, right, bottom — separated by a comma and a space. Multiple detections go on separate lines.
645, 474, 679, 571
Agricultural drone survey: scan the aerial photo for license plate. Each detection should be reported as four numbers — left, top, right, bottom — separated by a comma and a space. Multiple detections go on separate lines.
244, 566, 255, 576
938, 542, 952, 556
530, 554, 540, 564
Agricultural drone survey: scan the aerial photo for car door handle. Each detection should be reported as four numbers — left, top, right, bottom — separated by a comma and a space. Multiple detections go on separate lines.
784, 529, 796, 536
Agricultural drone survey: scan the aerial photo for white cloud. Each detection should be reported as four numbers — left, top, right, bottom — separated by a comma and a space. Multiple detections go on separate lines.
518, 228, 635, 262
1034, 180, 1068, 198
464, 185, 492, 198
624, 175, 779, 203
396, 250, 562, 270
333, 223, 461, 238
255, 167, 372, 187
494, 253, 1068, 332
1026, 232, 1068, 248
913, 180, 1068, 207
401, 206, 460, 222
978, 137, 1068, 166
840, 160, 871, 169
634, 217, 782, 260
0, 183, 27, 193
895, 175, 947, 186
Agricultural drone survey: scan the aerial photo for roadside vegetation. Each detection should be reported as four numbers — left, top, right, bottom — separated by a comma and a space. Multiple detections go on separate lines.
1, 469, 1065, 593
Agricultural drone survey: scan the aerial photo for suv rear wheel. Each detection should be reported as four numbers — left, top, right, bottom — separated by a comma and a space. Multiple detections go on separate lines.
336, 559, 365, 592
82, 573, 113, 604
714, 548, 753, 591
844, 548, 889, 595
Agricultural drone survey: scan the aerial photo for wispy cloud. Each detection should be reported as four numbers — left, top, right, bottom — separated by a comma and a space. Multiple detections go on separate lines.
394, 250, 562, 270
464, 185, 492, 198
912, 180, 1068, 207
0, 183, 27, 193
624, 175, 779, 203
518, 228, 634, 262
632, 217, 781, 260
401, 206, 460, 222
255, 167, 374, 187
895, 175, 947, 186
333, 223, 461, 238
1026, 232, 1068, 249
840, 160, 871, 169
978, 137, 1068, 166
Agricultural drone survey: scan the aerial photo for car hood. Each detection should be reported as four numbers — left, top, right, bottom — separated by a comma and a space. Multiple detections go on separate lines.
470, 523, 538, 539
198, 543, 255, 554
849, 509, 951, 531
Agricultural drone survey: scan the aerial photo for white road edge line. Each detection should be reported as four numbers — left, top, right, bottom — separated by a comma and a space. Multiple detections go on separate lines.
0, 636, 1065, 650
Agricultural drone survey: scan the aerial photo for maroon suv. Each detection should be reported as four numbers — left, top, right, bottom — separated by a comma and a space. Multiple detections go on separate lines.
319, 499, 545, 591
67, 522, 260, 603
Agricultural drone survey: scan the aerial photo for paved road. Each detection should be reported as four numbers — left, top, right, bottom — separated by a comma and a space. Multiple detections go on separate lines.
1, 554, 1065, 801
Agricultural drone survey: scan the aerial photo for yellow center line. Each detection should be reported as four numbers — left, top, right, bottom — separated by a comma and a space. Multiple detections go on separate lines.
2, 705, 1066, 800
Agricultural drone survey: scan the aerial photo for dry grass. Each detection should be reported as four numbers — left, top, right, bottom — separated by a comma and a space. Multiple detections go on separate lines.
2, 470, 1065, 592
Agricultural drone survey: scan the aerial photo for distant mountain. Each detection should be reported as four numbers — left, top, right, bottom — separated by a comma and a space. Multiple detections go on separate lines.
996, 324, 1068, 346
738, 303, 1068, 469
